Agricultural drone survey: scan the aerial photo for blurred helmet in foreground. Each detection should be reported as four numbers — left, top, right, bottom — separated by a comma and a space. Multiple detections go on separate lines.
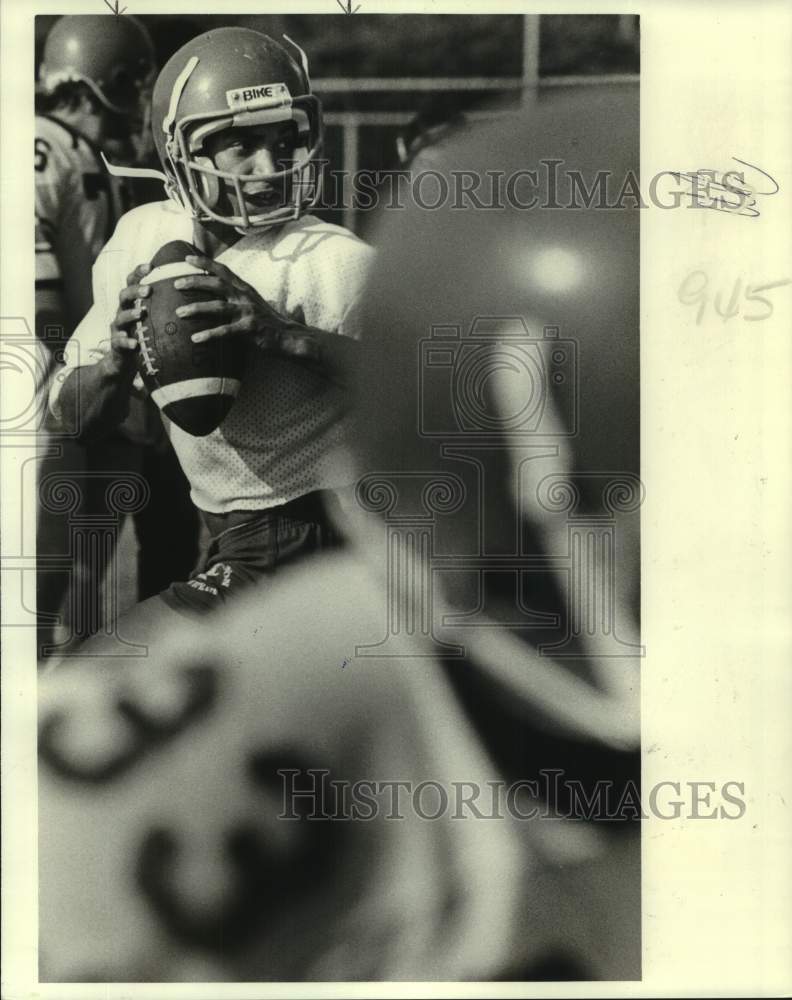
354, 84, 641, 750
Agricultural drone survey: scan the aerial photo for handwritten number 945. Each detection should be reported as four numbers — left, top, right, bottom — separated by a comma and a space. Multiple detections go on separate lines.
678, 272, 792, 324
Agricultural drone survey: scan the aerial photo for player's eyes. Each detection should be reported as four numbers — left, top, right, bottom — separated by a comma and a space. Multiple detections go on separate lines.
231, 137, 292, 157
271, 136, 293, 158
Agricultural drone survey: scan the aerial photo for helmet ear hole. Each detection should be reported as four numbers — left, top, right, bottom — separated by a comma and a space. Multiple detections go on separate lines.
193, 155, 220, 207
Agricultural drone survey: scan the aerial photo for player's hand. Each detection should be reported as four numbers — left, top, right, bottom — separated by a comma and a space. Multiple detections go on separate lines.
110, 262, 152, 368
173, 255, 291, 347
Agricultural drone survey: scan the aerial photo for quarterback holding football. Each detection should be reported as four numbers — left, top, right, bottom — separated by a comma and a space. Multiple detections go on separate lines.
49, 26, 374, 628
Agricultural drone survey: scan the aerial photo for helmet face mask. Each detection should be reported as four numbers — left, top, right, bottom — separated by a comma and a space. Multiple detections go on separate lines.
168, 92, 323, 231
152, 29, 324, 233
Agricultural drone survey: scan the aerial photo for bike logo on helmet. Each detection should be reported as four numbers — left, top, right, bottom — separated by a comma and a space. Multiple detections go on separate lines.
225, 82, 291, 111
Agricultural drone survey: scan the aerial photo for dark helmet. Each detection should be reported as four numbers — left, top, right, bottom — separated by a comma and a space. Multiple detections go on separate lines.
150, 27, 323, 231
354, 85, 641, 750
38, 14, 155, 116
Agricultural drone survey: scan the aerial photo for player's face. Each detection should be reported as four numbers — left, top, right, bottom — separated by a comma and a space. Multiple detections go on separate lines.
204, 121, 298, 215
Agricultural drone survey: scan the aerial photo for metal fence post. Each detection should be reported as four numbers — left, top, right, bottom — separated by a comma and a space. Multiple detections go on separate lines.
342, 118, 360, 232
522, 14, 541, 108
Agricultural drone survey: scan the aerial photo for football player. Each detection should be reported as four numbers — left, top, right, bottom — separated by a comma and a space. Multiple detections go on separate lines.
48, 27, 374, 637
35, 15, 200, 658
35, 14, 154, 347
38, 84, 641, 982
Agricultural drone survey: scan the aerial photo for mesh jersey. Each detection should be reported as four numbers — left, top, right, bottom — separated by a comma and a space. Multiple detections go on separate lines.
35, 114, 127, 332
52, 200, 374, 513
37, 553, 531, 982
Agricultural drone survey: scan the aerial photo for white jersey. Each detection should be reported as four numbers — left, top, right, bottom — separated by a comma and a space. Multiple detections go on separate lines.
38, 553, 529, 982
52, 200, 374, 513
35, 114, 127, 331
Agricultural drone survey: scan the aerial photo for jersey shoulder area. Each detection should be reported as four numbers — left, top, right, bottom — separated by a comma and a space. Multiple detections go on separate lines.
36, 114, 81, 145
259, 214, 375, 298
35, 115, 87, 176
292, 213, 370, 242
267, 214, 374, 263
35, 114, 110, 167
105, 199, 194, 258
113, 198, 190, 234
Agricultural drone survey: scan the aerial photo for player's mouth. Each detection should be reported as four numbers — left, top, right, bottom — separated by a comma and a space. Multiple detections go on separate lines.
244, 189, 283, 210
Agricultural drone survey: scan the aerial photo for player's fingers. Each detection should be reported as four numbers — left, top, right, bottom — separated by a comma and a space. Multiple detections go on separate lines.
173, 274, 227, 294
114, 309, 145, 330
186, 255, 255, 297
112, 332, 139, 351
114, 306, 146, 330
174, 299, 235, 320
191, 321, 242, 343
125, 263, 152, 286
185, 254, 237, 283
118, 283, 151, 307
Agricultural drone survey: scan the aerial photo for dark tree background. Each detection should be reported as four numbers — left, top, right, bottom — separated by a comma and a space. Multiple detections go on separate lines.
36, 14, 639, 88
34, 14, 639, 232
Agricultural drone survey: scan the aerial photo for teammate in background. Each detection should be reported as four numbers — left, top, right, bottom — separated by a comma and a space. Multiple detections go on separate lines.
48, 27, 373, 637
35, 15, 199, 657
35, 15, 154, 348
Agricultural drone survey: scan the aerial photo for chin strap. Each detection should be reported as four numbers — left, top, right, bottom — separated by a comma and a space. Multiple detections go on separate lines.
100, 151, 194, 215
100, 151, 169, 184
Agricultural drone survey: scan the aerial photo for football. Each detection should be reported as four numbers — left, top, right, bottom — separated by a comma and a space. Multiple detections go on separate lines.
134, 240, 245, 436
